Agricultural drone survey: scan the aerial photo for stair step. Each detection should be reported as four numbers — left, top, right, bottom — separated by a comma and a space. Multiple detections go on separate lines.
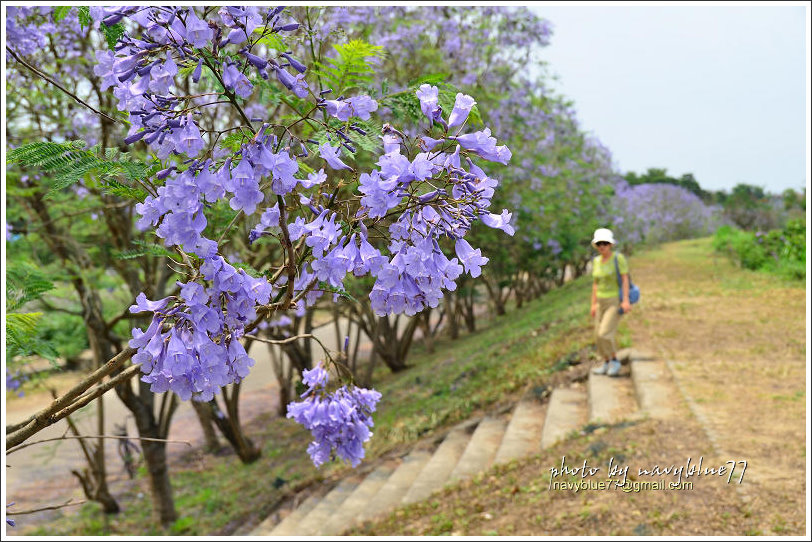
356, 450, 432, 524
631, 359, 678, 419
617, 347, 656, 363
320, 463, 396, 535
265, 492, 322, 536
448, 417, 507, 482
401, 427, 471, 505
541, 387, 587, 448
587, 371, 639, 424
294, 477, 360, 536
493, 399, 546, 465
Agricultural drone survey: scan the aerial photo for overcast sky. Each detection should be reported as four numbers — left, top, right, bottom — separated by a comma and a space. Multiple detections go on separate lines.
528, 4, 808, 193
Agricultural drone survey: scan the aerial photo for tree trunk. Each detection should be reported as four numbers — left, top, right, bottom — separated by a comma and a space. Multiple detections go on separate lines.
206, 383, 261, 464
141, 437, 177, 526
116, 382, 178, 527
462, 288, 476, 333
445, 291, 460, 340
191, 400, 220, 452
418, 310, 435, 354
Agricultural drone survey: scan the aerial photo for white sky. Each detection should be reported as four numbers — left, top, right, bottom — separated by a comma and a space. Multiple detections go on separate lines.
528, 3, 808, 193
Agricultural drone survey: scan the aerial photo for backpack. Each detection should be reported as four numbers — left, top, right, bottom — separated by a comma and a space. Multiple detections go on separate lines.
614, 254, 640, 314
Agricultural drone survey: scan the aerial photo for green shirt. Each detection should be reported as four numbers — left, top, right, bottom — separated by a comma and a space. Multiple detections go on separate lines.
593, 252, 629, 299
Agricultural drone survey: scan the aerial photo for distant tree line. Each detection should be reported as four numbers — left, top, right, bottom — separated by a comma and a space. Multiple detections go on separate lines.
624, 168, 806, 231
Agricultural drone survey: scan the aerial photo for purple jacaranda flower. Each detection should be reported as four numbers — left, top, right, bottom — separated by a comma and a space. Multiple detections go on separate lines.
192, 58, 203, 83
447, 93, 476, 129
358, 171, 400, 219
149, 53, 178, 94
229, 176, 264, 216
346, 95, 378, 120
416, 83, 441, 122
287, 368, 382, 468
299, 168, 327, 189
175, 116, 205, 157
454, 239, 489, 278
281, 52, 307, 73
184, 10, 214, 48
419, 135, 444, 152
301, 365, 329, 396
382, 134, 401, 154
481, 209, 515, 236
243, 50, 268, 70
266, 150, 300, 195
452, 128, 511, 165
319, 142, 351, 170
129, 292, 171, 314
275, 66, 309, 98
324, 99, 353, 121
222, 62, 254, 99
94, 50, 118, 90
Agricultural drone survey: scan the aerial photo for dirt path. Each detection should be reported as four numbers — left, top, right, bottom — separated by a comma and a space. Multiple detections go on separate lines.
625, 237, 807, 534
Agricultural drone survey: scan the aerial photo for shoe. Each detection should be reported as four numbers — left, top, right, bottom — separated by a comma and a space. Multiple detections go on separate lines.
607, 359, 622, 377
592, 361, 609, 375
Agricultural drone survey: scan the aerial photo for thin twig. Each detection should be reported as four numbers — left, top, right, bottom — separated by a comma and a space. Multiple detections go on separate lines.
7, 47, 120, 125
6, 499, 87, 516
8, 434, 191, 455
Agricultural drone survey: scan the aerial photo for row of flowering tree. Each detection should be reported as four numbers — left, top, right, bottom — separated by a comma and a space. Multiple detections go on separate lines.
5, 5, 517, 527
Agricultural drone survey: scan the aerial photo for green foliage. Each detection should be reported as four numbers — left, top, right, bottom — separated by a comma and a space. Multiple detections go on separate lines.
6, 262, 55, 312
253, 32, 286, 52
7, 140, 154, 201
713, 219, 806, 280
52, 6, 73, 22
101, 21, 126, 49
6, 262, 59, 361
77, 6, 92, 28
312, 39, 385, 95
114, 240, 176, 260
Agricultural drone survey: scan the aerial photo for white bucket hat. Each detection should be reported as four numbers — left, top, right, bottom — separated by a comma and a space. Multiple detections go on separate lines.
591, 228, 616, 248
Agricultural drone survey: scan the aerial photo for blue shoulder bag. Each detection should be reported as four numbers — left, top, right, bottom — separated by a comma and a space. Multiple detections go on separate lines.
614, 254, 640, 314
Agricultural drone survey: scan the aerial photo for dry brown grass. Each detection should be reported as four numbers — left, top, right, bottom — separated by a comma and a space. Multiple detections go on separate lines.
628, 237, 806, 535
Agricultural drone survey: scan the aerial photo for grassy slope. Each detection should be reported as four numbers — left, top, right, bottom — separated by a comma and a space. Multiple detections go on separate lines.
25, 262, 601, 535
351, 237, 806, 536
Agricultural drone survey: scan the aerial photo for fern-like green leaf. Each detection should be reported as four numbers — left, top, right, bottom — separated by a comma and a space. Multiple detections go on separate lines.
52, 6, 72, 22
77, 6, 92, 28
8, 140, 154, 200
312, 39, 384, 95
6, 262, 55, 312
101, 21, 126, 49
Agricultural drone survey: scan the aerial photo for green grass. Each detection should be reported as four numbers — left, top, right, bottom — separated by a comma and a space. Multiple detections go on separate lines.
25, 273, 598, 535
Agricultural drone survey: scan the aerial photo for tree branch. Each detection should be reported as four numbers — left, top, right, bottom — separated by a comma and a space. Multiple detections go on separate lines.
6, 47, 120, 125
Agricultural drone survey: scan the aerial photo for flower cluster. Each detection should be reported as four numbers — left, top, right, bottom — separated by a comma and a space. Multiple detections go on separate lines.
286, 365, 382, 467
128, 260, 273, 400
112, 8, 513, 429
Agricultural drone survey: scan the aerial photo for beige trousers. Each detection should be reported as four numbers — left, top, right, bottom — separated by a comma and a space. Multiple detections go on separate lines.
595, 296, 621, 360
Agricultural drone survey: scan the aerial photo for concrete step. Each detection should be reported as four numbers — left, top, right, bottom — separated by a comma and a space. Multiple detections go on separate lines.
541, 387, 587, 448
357, 450, 432, 524
493, 399, 546, 465
264, 492, 322, 536
631, 359, 679, 419
448, 416, 507, 483
587, 370, 639, 424
320, 463, 396, 535
617, 347, 656, 363
294, 477, 360, 536
401, 427, 471, 505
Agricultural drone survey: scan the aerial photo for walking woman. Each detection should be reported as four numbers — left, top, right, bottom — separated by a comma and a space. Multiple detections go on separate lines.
590, 228, 632, 377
